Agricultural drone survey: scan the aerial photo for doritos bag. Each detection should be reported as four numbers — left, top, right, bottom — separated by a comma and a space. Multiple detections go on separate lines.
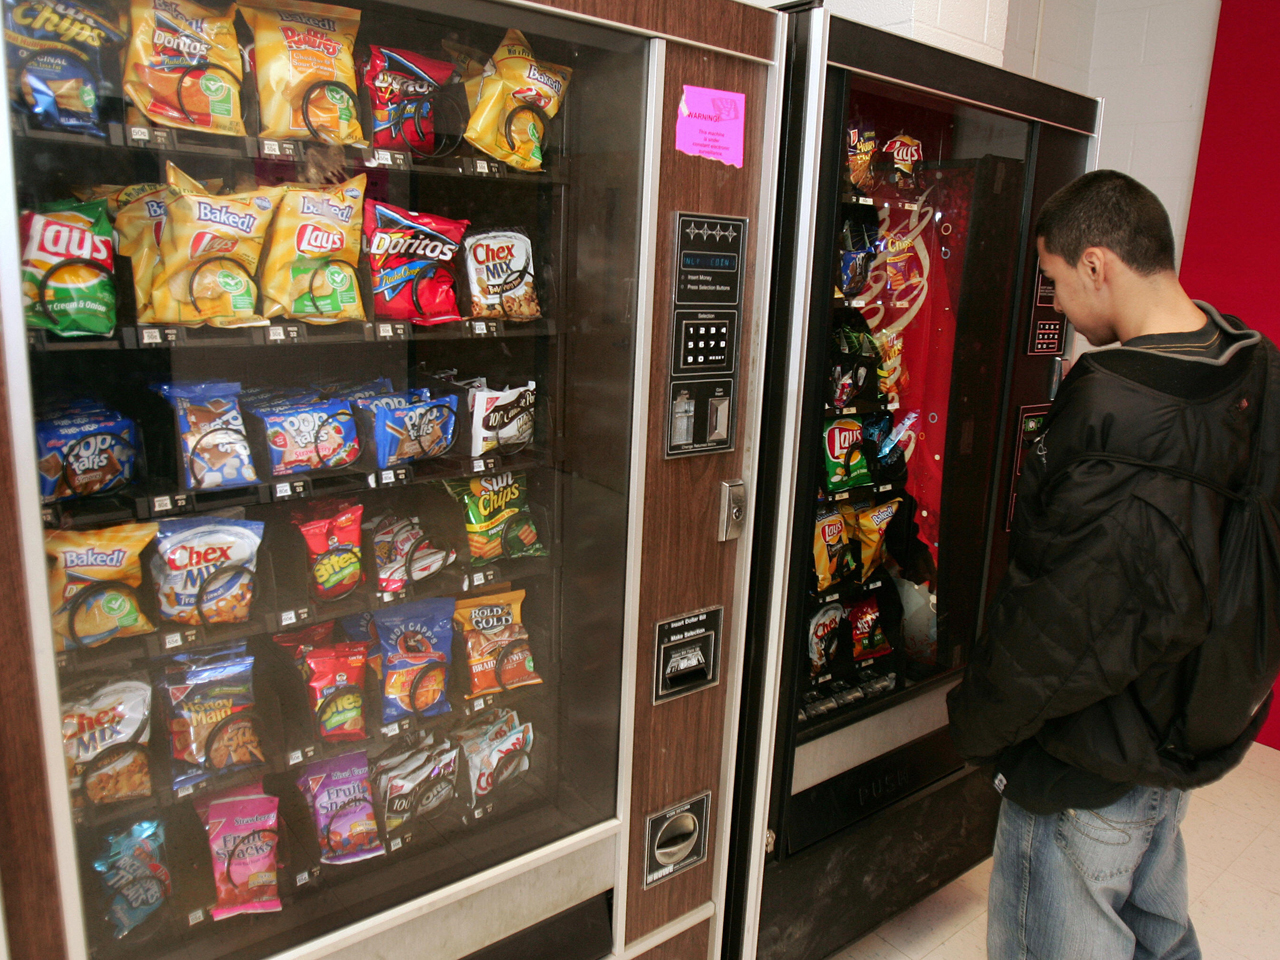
123, 0, 244, 136
363, 46, 455, 155
464, 29, 570, 172
363, 200, 467, 324
240, 0, 363, 145
21, 198, 115, 336
46, 523, 157, 651
260, 175, 365, 322
5, 0, 123, 136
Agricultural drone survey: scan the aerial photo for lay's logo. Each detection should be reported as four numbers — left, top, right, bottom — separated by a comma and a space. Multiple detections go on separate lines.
825, 421, 862, 461
190, 231, 238, 257
296, 223, 344, 255
820, 518, 843, 544
885, 136, 922, 164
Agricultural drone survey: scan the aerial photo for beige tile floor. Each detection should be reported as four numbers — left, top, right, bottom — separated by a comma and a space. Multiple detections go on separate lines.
828, 743, 1280, 960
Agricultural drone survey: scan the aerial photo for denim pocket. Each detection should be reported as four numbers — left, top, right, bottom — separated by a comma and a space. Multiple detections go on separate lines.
1054, 804, 1159, 882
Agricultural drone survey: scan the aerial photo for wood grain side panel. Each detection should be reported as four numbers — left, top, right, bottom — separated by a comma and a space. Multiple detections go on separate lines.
532, 0, 775, 61
0, 343, 67, 959
624, 43, 768, 945
631, 920, 711, 960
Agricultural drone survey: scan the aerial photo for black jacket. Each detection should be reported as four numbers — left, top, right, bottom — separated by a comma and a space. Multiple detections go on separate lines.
948, 305, 1280, 789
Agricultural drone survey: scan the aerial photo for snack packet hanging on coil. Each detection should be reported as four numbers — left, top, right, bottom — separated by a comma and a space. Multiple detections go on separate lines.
363, 200, 468, 324
62, 678, 152, 805
364, 46, 455, 155
463, 228, 540, 320
21, 198, 115, 336
823, 417, 872, 492
373, 598, 453, 722
149, 518, 263, 625
115, 184, 167, 326
454, 707, 532, 807
839, 498, 900, 582
307, 642, 367, 741
154, 380, 258, 489
46, 523, 157, 651
454, 590, 541, 699
36, 404, 137, 502
240, 0, 363, 145
470, 381, 534, 456
443, 472, 547, 566
296, 500, 363, 601
370, 513, 455, 595
441, 39, 486, 111
813, 506, 850, 592
94, 819, 170, 938
123, 0, 245, 136
199, 789, 280, 920
846, 596, 891, 660
255, 397, 359, 475
4, 0, 123, 136
163, 644, 264, 793
808, 602, 842, 680
272, 618, 336, 672
366, 394, 458, 468
297, 751, 383, 864
260, 175, 365, 322
464, 29, 570, 172
846, 124, 877, 191
378, 741, 458, 834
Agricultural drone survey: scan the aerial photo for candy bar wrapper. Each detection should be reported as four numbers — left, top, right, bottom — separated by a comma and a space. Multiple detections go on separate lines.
200, 790, 281, 920
93, 819, 171, 938
297, 751, 384, 865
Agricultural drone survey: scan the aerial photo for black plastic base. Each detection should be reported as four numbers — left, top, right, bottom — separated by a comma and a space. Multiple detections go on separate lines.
459, 892, 612, 960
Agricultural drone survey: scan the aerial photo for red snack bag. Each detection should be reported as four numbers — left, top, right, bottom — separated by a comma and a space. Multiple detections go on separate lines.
363, 200, 468, 325
296, 501, 364, 601
272, 619, 337, 672
307, 642, 367, 741
363, 46, 456, 155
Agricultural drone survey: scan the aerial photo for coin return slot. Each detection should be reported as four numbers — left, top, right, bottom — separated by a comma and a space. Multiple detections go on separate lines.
644, 792, 710, 887
653, 813, 699, 865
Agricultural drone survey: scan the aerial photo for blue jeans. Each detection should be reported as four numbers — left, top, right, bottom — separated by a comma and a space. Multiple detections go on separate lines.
988, 786, 1200, 960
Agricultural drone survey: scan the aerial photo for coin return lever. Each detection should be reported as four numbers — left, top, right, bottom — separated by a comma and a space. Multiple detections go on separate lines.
644, 792, 710, 887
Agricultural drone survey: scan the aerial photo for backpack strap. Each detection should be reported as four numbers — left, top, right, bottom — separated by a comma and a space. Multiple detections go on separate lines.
1054, 451, 1243, 502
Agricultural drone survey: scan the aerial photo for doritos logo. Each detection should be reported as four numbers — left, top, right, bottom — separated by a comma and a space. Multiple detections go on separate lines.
190, 231, 238, 257
296, 223, 344, 255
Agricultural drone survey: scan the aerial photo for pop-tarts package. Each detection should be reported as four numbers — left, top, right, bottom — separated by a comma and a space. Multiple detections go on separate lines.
154, 381, 257, 489
255, 397, 359, 476
373, 598, 453, 722
36, 406, 137, 502
360, 393, 457, 468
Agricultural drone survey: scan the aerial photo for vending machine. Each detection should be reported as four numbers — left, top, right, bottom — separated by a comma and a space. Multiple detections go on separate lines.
0, 2, 783, 959
726, 7, 1098, 960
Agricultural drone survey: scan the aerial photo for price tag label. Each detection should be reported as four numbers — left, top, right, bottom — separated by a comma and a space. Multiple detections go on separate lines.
472, 321, 486, 335
852, 299, 866, 308
288, 750, 303, 766
378, 323, 392, 338
295, 871, 310, 886
380, 470, 395, 485
389, 838, 402, 852
472, 459, 486, 472
474, 159, 489, 174
275, 482, 292, 498
141, 328, 162, 345
374, 149, 391, 165
261, 139, 280, 155
859, 196, 874, 205
164, 632, 183, 649
280, 610, 297, 626
877, 484, 892, 493
381, 722, 403, 737
187, 909, 204, 926
177, 784, 193, 798
152, 495, 172, 513
268, 326, 285, 341
130, 126, 151, 141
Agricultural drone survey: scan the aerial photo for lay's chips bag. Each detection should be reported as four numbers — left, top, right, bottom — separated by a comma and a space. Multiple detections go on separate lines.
123, 0, 245, 136
240, 0, 363, 145
46, 523, 158, 651
464, 29, 570, 173
21, 198, 116, 336
260, 174, 365, 323
114, 183, 166, 326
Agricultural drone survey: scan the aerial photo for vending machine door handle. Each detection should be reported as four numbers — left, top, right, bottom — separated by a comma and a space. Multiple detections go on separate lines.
718, 479, 747, 542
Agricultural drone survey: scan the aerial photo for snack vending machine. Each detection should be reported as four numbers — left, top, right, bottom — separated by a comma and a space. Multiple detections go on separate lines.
0, 1, 783, 959
725, 7, 1098, 960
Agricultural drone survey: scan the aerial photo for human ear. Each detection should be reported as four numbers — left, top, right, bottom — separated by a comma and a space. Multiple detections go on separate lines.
1079, 246, 1107, 289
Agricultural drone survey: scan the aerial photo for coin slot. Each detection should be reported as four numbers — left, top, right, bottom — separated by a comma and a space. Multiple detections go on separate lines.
653, 812, 699, 864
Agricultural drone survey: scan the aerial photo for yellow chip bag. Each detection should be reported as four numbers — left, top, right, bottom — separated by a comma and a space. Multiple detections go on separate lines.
152, 162, 282, 327
839, 498, 901, 583
46, 523, 158, 651
123, 0, 246, 136
240, 0, 364, 145
115, 184, 167, 325
464, 29, 571, 173
442, 39, 488, 111
260, 174, 365, 323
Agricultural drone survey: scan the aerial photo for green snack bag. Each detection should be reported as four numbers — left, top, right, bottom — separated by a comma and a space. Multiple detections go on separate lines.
21, 198, 116, 336
443, 471, 548, 566
823, 416, 873, 492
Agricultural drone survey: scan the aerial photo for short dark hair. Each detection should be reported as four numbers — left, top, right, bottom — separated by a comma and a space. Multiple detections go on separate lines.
1034, 170, 1175, 275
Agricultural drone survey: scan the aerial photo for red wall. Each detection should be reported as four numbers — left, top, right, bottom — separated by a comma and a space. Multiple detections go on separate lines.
1180, 0, 1280, 749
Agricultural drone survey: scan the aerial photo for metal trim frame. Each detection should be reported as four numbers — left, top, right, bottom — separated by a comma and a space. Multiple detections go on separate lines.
620, 902, 716, 960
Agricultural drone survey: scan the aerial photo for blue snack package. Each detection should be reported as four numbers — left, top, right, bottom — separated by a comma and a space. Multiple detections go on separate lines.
36, 405, 136, 502
373, 598, 454, 723
149, 518, 263, 626
255, 397, 360, 476
153, 381, 258, 489
94, 819, 171, 938
314, 377, 394, 401
4, 0, 123, 136
368, 395, 458, 468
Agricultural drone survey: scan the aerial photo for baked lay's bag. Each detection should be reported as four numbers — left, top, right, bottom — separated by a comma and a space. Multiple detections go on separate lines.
123, 0, 245, 136
46, 523, 158, 651
240, 0, 363, 145
21, 198, 115, 336
464, 29, 570, 172
839, 498, 900, 582
260, 175, 365, 322
441, 39, 486, 111
114, 184, 167, 326
153, 165, 282, 327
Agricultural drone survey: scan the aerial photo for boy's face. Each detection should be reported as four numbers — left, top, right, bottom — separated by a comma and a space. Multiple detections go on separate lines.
1036, 238, 1118, 347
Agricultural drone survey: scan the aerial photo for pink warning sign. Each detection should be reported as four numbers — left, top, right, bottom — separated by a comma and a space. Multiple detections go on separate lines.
675, 85, 746, 169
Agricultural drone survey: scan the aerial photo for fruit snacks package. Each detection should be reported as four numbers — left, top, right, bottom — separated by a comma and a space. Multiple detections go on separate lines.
813, 506, 851, 593
839, 498, 900, 583
444, 472, 547, 566
808, 602, 841, 680
153, 169, 283, 327
198, 788, 280, 920
260, 175, 365, 322
36, 404, 136, 503
163, 644, 265, 793
254, 397, 359, 475
93, 820, 171, 938
823, 417, 872, 492
155, 380, 258, 489
123, 0, 244, 136
364, 393, 458, 468
375, 738, 458, 834
370, 513, 455, 595
454, 707, 532, 808
464, 29, 570, 173
297, 751, 383, 864
4, 0, 123, 136
470, 381, 534, 456
296, 500, 363, 601
846, 123, 876, 192
240, 0, 363, 145
21, 198, 115, 336
62, 677, 152, 805
307, 642, 367, 741
272, 618, 336, 671
847, 596, 891, 660
454, 590, 541, 699
373, 598, 453, 722
46, 523, 157, 650
363, 46, 455, 155
463, 228, 540, 320
150, 517, 263, 625
363, 200, 468, 324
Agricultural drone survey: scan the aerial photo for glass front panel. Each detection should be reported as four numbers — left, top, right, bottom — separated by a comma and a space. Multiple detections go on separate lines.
11, 0, 645, 955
